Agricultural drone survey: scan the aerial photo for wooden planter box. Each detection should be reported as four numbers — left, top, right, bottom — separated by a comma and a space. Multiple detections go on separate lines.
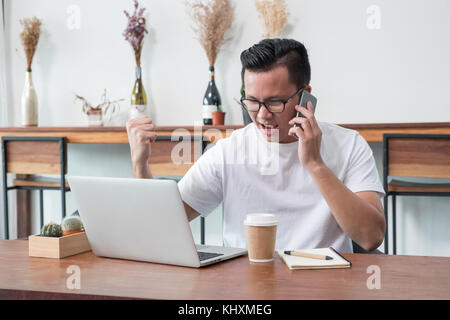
29, 231, 91, 259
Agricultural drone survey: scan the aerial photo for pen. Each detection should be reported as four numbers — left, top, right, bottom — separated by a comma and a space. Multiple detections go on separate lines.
284, 250, 333, 260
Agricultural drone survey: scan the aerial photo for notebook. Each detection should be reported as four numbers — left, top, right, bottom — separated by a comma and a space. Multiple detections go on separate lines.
277, 247, 352, 270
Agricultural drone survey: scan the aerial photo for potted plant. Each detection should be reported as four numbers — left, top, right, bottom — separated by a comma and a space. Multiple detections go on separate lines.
39, 213, 84, 238
61, 215, 84, 236
29, 215, 90, 259
74, 89, 124, 126
40, 222, 63, 237
212, 106, 225, 125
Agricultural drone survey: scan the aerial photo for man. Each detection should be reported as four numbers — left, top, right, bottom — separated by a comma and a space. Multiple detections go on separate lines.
126, 38, 385, 253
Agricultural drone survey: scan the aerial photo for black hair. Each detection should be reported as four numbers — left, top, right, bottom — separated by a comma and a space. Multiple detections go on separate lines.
240, 38, 311, 90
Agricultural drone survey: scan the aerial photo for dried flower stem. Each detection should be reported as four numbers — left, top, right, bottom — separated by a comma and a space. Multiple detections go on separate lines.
187, 0, 234, 66
123, 0, 148, 67
255, 0, 287, 39
20, 17, 42, 69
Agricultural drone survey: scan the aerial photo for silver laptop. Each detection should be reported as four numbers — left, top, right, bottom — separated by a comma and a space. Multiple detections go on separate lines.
67, 176, 247, 268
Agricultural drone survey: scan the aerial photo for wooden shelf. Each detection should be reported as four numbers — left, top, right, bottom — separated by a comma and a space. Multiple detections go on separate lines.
0, 125, 242, 144
0, 123, 449, 143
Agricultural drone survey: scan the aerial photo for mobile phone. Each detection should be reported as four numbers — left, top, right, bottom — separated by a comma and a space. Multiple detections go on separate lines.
293, 90, 317, 135
296, 90, 317, 119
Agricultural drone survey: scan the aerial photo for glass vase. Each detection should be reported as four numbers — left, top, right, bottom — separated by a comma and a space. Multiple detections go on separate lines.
21, 69, 38, 126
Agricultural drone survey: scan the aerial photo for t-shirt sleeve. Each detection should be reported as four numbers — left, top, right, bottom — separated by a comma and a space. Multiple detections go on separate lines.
343, 134, 385, 197
177, 142, 223, 217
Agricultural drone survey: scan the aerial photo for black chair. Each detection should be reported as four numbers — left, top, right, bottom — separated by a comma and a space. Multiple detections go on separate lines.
382, 134, 450, 255
2, 137, 69, 239
352, 240, 383, 254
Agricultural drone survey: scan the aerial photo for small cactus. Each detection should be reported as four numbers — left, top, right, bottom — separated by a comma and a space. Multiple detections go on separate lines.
40, 222, 62, 237
61, 215, 83, 232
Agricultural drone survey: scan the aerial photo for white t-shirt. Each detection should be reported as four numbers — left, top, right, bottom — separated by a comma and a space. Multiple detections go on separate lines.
178, 122, 385, 253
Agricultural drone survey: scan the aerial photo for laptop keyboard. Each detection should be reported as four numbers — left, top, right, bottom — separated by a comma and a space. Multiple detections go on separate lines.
197, 251, 224, 261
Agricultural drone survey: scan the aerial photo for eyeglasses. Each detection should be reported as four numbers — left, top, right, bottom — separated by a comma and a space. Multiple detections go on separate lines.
240, 88, 303, 113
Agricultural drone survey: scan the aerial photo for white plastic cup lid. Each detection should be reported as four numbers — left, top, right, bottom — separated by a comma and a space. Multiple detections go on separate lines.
244, 213, 278, 226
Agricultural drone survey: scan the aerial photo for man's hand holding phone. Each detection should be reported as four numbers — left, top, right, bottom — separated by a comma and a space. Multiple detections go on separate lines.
288, 95, 324, 173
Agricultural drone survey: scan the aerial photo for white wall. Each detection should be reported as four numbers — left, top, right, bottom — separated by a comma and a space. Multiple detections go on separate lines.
0, 0, 7, 125
1, 0, 450, 256
3, 0, 450, 125
4, 0, 254, 126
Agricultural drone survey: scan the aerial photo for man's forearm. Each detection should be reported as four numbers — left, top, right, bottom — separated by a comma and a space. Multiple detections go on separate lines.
308, 164, 385, 251
132, 161, 153, 179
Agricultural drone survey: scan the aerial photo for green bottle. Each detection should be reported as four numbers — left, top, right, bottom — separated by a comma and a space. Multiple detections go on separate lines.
130, 66, 147, 119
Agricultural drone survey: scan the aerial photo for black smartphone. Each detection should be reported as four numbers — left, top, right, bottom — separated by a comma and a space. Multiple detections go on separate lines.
293, 90, 317, 135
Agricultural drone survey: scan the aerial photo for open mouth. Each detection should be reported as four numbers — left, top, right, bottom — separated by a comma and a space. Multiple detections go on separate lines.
258, 122, 279, 137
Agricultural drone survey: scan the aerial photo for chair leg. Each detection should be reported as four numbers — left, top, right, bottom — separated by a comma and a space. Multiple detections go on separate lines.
2, 140, 8, 240
39, 189, 44, 229
383, 195, 389, 254
61, 189, 66, 219
3, 188, 9, 240
392, 194, 397, 255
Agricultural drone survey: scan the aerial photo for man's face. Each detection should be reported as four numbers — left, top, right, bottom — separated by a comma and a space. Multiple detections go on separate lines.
243, 65, 306, 144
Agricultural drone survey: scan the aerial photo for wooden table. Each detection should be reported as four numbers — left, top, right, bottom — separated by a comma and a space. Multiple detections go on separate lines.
1, 240, 449, 300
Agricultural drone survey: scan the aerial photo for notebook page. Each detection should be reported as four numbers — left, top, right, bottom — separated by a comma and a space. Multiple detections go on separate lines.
277, 248, 350, 268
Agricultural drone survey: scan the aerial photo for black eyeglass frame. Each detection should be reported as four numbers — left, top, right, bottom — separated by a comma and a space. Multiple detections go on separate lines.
240, 87, 303, 114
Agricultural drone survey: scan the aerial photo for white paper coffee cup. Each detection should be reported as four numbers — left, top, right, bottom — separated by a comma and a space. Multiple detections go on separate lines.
244, 214, 278, 263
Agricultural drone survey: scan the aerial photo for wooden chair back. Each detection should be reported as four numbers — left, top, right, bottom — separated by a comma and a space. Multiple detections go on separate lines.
2, 137, 66, 175
149, 136, 204, 176
383, 134, 450, 179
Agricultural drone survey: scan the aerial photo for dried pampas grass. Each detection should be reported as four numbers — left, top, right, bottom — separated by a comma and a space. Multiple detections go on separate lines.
187, 0, 234, 66
20, 17, 42, 69
255, 0, 288, 39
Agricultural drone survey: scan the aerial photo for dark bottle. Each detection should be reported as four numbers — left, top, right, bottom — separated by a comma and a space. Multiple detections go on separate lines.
202, 66, 221, 125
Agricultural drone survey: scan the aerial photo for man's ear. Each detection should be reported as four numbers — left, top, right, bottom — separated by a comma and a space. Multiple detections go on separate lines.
305, 85, 312, 93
